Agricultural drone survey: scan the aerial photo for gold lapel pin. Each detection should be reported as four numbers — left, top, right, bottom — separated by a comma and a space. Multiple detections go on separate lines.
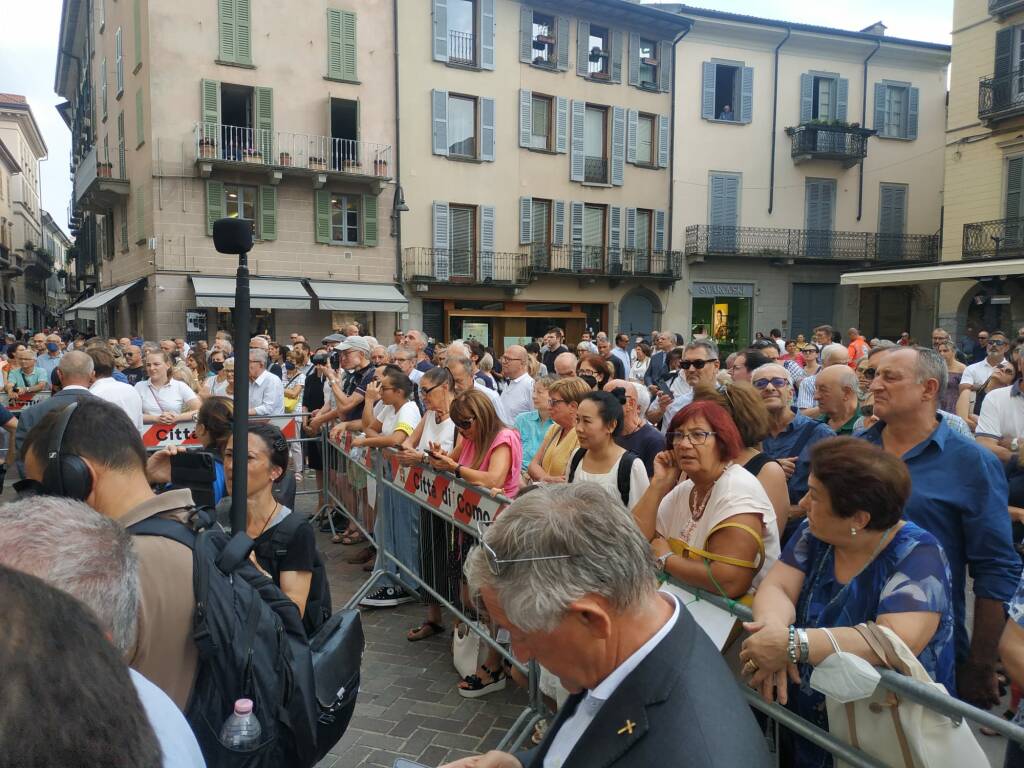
617, 720, 636, 736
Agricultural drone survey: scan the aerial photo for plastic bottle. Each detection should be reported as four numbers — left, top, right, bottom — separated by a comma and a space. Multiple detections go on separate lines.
219, 698, 262, 749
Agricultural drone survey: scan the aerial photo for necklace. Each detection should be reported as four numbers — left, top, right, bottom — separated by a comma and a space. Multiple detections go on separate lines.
253, 501, 280, 539
687, 465, 728, 521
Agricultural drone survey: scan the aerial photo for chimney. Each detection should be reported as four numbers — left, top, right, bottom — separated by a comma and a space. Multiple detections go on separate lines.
860, 21, 887, 36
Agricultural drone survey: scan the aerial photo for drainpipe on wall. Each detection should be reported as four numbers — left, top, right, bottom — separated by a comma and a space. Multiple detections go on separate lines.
392, 0, 403, 285
858, 40, 881, 221
767, 27, 791, 215
667, 24, 690, 255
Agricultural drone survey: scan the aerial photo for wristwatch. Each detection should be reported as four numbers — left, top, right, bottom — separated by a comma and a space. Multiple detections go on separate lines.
656, 552, 673, 571
1012, 438, 1020, 452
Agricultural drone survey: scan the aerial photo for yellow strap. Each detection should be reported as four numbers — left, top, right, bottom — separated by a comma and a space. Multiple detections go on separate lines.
667, 521, 766, 571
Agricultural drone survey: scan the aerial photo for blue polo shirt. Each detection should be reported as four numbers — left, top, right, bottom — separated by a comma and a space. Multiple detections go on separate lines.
762, 408, 835, 505
859, 416, 1021, 661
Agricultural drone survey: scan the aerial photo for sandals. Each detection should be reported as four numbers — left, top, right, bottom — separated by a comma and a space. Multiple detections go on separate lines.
458, 663, 507, 699
407, 621, 444, 642
332, 530, 367, 545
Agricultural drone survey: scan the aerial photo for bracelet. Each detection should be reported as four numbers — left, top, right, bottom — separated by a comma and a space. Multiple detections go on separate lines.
787, 625, 799, 665
455, 464, 462, 478
797, 628, 810, 663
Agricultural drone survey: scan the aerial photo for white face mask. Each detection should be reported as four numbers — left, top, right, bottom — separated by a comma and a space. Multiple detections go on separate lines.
810, 651, 881, 703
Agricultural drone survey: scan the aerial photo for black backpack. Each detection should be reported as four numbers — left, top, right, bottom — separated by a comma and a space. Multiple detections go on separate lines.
567, 449, 639, 506
252, 512, 333, 637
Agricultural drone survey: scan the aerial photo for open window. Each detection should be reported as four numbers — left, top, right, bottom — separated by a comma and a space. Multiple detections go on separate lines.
638, 38, 658, 89
330, 98, 359, 171
701, 61, 752, 123
714, 65, 739, 121
531, 11, 556, 67
588, 25, 611, 78
221, 84, 254, 159
448, 0, 477, 65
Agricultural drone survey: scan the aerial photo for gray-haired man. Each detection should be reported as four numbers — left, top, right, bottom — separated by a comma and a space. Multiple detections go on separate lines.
441, 483, 770, 768
248, 347, 284, 415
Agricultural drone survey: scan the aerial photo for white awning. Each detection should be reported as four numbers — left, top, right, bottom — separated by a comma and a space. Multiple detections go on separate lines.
841, 259, 1024, 287
307, 280, 408, 312
64, 279, 144, 315
190, 276, 312, 309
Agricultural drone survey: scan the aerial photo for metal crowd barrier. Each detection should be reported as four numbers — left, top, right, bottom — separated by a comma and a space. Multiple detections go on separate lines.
323, 432, 546, 752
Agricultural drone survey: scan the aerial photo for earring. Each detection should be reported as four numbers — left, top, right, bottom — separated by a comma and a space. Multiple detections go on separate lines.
850, 527, 857, 537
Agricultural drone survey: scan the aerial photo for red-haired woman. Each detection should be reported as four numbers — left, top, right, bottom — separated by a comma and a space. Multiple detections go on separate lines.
632, 400, 781, 600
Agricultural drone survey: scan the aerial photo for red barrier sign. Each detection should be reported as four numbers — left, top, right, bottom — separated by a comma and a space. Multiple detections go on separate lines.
5, 391, 50, 412
387, 453, 506, 526
142, 413, 300, 449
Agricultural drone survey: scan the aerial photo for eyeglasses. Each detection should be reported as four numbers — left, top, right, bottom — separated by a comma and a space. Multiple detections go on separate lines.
680, 359, 715, 370
752, 377, 790, 390
421, 382, 445, 395
549, 398, 567, 407
454, 416, 475, 430
988, 339, 1008, 347
860, 367, 876, 380
500, 356, 527, 363
476, 522, 574, 576
668, 430, 717, 446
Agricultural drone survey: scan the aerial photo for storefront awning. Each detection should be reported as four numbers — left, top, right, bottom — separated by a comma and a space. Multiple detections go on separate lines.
307, 280, 408, 313
64, 279, 145, 317
190, 276, 312, 309
841, 259, 1024, 287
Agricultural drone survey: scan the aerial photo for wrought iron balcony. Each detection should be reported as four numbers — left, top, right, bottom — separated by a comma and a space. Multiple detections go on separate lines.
527, 244, 683, 280
685, 225, 940, 265
990, 0, 1024, 16
962, 217, 1024, 260
73, 144, 129, 211
786, 124, 874, 168
584, 156, 608, 184
449, 30, 476, 65
978, 72, 1024, 123
403, 247, 530, 286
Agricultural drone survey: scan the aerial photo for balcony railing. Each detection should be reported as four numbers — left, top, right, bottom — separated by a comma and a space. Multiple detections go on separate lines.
685, 225, 940, 265
990, 0, 1024, 16
962, 217, 1024, 260
449, 30, 476, 65
786, 124, 873, 167
194, 123, 392, 178
978, 72, 1024, 123
404, 248, 530, 285
584, 156, 608, 184
527, 244, 683, 280
73, 144, 129, 209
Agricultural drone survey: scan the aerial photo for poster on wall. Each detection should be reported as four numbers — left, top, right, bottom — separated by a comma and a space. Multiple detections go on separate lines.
185, 310, 207, 345
713, 303, 730, 342
463, 322, 490, 347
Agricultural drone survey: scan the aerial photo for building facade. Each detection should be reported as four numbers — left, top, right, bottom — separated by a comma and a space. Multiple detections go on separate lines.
57, 0, 403, 341
656, 7, 950, 351
397, 0, 688, 351
0, 138, 21, 331
40, 210, 72, 320
0, 94, 51, 332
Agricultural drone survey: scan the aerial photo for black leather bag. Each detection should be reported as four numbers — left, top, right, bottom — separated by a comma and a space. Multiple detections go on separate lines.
309, 608, 364, 762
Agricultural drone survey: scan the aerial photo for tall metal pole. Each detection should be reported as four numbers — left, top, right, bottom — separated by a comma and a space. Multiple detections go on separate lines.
230, 248, 250, 534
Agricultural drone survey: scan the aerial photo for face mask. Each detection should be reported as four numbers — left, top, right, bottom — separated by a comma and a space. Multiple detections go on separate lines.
209, 360, 224, 373
285, 362, 296, 371
46, 343, 59, 353
809, 650, 881, 704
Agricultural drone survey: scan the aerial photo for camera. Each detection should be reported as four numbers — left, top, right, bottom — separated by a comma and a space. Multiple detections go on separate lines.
312, 351, 343, 370
311, 353, 329, 366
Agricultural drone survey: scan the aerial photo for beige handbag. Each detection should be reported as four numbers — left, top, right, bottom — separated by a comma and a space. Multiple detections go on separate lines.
452, 621, 491, 679
821, 622, 986, 768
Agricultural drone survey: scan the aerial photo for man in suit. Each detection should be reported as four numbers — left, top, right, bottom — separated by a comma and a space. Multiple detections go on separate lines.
643, 331, 675, 387
443, 483, 771, 768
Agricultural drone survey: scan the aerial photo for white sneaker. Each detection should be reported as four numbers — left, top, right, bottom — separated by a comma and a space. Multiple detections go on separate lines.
360, 585, 416, 608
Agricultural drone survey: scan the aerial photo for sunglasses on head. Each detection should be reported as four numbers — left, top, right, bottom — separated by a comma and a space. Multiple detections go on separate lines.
752, 377, 789, 390
680, 359, 714, 370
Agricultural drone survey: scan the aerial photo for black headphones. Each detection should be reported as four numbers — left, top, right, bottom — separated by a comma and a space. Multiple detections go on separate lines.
41, 402, 94, 501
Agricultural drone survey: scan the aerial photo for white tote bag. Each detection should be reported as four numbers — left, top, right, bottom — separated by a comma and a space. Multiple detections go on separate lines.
815, 623, 986, 768
452, 621, 491, 679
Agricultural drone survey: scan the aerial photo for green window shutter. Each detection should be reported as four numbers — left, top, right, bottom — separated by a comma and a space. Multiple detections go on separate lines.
115, 27, 124, 94
519, 89, 532, 148
218, 0, 236, 61
658, 41, 672, 92
556, 17, 569, 71
432, 0, 449, 63
254, 87, 273, 159
327, 9, 343, 79
133, 0, 142, 69
121, 202, 128, 250
135, 90, 144, 146
236, 0, 252, 65
205, 180, 224, 236
740, 67, 754, 123
135, 184, 145, 243
314, 189, 331, 244
259, 185, 277, 240
610, 30, 623, 83
362, 194, 378, 246
341, 11, 357, 81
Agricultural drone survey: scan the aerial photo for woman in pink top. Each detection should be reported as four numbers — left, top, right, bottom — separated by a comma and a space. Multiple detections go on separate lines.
427, 388, 522, 698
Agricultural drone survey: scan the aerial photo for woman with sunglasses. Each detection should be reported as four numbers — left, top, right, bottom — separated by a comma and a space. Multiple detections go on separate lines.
632, 400, 781, 602
527, 376, 590, 484
957, 360, 1015, 432
936, 340, 966, 414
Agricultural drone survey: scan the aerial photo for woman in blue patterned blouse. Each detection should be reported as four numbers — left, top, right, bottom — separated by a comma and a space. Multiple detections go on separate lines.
1000, 576, 1024, 767
740, 436, 955, 768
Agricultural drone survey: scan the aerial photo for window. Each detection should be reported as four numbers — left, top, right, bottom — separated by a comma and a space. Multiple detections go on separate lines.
448, 95, 476, 158
449, 204, 476, 277
638, 38, 657, 88
531, 11, 556, 67
584, 106, 607, 183
330, 195, 360, 244
530, 94, 552, 149
532, 199, 551, 245
636, 114, 654, 166
434, 0, 494, 70
714, 64, 739, 120
701, 61, 752, 123
874, 81, 919, 140
812, 75, 836, 120
115, 27, 124, 96
588, 25, 610, 77
225, 184, 258, 236
448, 0, 476, 65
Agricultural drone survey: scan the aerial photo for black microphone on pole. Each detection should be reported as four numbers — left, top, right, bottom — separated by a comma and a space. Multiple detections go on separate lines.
213, 218, 253, 536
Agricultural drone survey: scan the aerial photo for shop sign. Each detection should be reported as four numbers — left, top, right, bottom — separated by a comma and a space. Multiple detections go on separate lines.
691, 282, 754, 299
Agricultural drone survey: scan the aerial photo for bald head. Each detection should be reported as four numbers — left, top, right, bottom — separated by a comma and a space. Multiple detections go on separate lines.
554, 352, 577, 378
816, 363, 858, 394
815, 362, 860, 419
57, 350, 95, 386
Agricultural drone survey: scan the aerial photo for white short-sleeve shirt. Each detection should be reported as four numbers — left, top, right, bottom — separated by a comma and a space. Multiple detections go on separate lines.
135, 378, 197, 415
976, 385, 1024, 441
962, 359, 999, 389
380, 400, 421, 437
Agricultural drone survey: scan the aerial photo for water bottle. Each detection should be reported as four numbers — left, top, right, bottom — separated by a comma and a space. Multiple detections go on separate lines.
219, 698, 262, 750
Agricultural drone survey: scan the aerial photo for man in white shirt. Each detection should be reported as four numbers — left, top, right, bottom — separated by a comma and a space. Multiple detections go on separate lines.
961, 330, 1009, 392
248, 348, 285, 415
441, 483, 770, 768
445, 353, 511, 425
976, 350, 1024, 464
498, 345, 534, 421
611, 333, 632, 375
87, 346, 144, 431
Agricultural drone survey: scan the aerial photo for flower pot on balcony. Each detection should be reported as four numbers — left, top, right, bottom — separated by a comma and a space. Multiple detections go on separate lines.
308, 157, 327, 170
97, 163, 110, 178
342, 158, 360, 172
374, 158, 388, 176
242, 150, 264, 164
279, 152, 292, 166
199, 140, 216, 159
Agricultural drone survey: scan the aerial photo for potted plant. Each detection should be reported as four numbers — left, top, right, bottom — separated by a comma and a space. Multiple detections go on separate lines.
374, 156, 388, 176
308, 156, 326, 170
279, 151, 292, 166
642, 56, 659, 66
199, 137, 216, 158
97, 162, 110, 178
242, 148, 263, 164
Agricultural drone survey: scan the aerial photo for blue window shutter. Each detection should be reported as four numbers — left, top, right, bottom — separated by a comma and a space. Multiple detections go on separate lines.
702, 62, 716, 119
625, 207, 637, 249
611, 106, 625, 186
654, 210, 666, 252
553, 200, 566, 244
570, 100, 585, 181
800, 73, 813, 123
519, 6, 533, 63
657, 115, 669, 168
576, 20, 589, 77
555, 96, 568, 153
626, 108, 638, 164
907, 87, 919, 140
609, 206, 622, 268
873, 82, 887, 132
570, 201, 584, 270
431, 89, 448, 156
836, 77, 849, 122
611, 30, 623, 83
432, 201, 450, 279
659, 41, 672, 92
628, 33, 641, 87
480, 205, 495, 280
740, 67, 754, 123
432, 0, 448, 63
556, 16, 569, 70
519, 197, 532, 244
480, 0, 495, 70
480, 97, 495, 161
519, 89, 532, 148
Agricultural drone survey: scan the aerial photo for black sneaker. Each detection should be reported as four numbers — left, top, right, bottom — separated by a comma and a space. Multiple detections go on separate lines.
360, 585, 416, 608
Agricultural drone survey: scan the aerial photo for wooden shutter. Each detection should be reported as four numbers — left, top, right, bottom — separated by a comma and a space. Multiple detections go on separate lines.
628, 33, 641, 87
625, 207, 637, 249
519, 196, 532, 244
519, 90, 532, 148
570, 201, 585, 270
878, 184, 906, 235
907, 87, 919, 140
873, 82, 886, 131
1007, 158, 1024, 220
576, 20, 589, 77
479, 205, 495, 280
480, 0, 495, 70
135, 184, 145, 243
133, 0, 142, 69
432, 0, 448, 63
259, 185, 277, 241
431, 89, 448, 156
609, 206, 622, 268
236, 0, 251, 64
800, 73, 813, 123
657, 115, 669, 168
553, 200, 566, 244
254, 86, 273, 160
570, 100, 585, 181
701, 62, 716, 119
555, 97, 568, 153
611, 106, 625, 186
205, 180, 224, 236
480, 97, 495, 161
709, 174, 739, 228
362, 194, 378, 246
135, 90, 144, 146
218, 0, 235, 62
519, 6, 533, 63
556, 16, 569, 71
740, 66, 753, 123
314, 189, 331, 244
626, 109, 638, 164
327, 9, 357, 81
327, 9, 343, 79
996, 27, 1014, 81
654, 210, 666, 252
611, 30, 623, 83
432, 201, 450, 280
201, 79, 220, 145
836, 77, 849, 121
806, 179, 835, 231
658, 41, 672, 92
